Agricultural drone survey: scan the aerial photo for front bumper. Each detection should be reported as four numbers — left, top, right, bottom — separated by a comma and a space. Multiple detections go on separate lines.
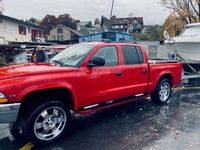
0, 103, 21, 123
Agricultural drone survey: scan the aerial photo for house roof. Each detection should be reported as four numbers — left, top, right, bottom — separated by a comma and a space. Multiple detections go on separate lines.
110, 17, 143, 25
55, 24, 83, 36
78, 29, 90, 36
0, 14, 47, 31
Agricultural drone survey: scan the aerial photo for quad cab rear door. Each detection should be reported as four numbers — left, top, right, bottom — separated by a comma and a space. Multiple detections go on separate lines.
120, 45, 149, 97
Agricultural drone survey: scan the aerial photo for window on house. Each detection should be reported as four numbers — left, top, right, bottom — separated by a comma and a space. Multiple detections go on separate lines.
57, 36, 60, 41
53, 36, 56, 40
61, 36, 63, 40
57, 28, 63, 34
18, 25, 26, 35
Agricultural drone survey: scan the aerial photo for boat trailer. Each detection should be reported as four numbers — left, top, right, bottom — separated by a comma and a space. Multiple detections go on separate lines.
170, 51, 200, 83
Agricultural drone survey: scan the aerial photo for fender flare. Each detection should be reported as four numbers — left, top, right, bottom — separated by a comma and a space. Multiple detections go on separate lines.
18, 82, 79, 110
152, 71, 173, 91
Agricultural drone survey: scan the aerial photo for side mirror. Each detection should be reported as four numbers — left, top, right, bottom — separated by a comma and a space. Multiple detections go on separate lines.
87, 56, 105, 67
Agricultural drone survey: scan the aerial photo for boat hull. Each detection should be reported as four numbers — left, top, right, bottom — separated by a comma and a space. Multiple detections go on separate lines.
164, 22, 200, 72
164, 41, 200, 64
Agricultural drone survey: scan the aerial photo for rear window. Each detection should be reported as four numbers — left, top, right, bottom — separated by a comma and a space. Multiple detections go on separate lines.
122, 46, 144, 65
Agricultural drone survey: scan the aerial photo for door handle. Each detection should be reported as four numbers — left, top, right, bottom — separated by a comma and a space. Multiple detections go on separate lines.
142, 70, 147, 74
116, 72, 122, 76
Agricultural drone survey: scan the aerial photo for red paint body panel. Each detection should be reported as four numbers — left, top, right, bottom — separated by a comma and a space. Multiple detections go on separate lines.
0, 42, 182, 113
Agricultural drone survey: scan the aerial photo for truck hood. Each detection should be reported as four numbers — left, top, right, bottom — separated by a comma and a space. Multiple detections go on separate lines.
0, 63, 77, 80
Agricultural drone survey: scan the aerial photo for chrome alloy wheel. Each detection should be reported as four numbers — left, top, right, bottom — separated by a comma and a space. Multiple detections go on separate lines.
34, 106, 67, 141
159, 82, 170, 102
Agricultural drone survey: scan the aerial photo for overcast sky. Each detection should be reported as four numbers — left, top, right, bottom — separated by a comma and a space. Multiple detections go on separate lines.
3, 0, 170, 25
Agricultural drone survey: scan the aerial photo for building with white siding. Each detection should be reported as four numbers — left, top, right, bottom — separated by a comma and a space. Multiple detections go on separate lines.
0, 15, 47, 44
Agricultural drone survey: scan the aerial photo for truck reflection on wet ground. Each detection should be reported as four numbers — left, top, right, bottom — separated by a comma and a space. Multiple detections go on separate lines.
1, 79, 200, 150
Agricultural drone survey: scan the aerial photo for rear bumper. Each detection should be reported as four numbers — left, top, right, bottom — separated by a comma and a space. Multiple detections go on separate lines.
0, 103, 21, 123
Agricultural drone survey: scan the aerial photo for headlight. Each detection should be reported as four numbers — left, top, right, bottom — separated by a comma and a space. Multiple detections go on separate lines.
0, 92, 8, 103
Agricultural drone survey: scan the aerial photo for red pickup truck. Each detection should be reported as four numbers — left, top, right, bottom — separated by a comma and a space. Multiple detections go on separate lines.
0, 42, 182, 145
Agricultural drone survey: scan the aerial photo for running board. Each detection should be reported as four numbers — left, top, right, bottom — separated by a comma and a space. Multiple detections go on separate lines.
76, 93, 151, 114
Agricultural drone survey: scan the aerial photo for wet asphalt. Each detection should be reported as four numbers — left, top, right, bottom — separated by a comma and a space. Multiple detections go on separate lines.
0, 79, 200, 150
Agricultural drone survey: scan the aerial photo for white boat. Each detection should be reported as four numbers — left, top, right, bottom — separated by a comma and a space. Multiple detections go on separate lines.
164, 22, 200, 65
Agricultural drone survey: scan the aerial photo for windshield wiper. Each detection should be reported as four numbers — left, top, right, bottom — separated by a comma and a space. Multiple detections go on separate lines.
52, 60, 64, 66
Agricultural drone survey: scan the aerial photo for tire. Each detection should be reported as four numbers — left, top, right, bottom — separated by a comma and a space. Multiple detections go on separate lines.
22, 100, 70, 145
151, 79, 171, 105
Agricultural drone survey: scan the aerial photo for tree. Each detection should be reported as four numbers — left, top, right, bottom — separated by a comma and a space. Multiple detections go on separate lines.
148, 26, 162, 40
160, 0, 200, 24
133, 33, 150, 40
58, 13, 80, 29
94, 18, 100, 26
40, 15, 58, 30
28, 17, 38, 24
100, 15, 109, 27
133, 25, 162, 40
110, 15, 116, 19
85, 21, 92, 28
161, 12, 187, 39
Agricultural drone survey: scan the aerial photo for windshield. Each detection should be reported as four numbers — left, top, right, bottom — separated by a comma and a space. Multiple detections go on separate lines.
50, 44, 95, 67
182, 26, 200, 36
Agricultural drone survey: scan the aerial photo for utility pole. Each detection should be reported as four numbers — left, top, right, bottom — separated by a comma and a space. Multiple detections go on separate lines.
109, 0, 115, 31
110, 0, 115, 20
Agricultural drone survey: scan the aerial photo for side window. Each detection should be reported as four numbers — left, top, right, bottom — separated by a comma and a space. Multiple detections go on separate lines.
136, 46, 144, 63
122, 46, 140, 65
93, 46, 118, 66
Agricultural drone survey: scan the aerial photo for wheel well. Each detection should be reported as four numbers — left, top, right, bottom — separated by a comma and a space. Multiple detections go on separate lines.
18, 88, 73, 119
159, 74, 173, 85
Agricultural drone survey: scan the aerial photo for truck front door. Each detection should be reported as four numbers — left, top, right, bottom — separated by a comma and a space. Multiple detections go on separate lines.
76, 46, 123, 108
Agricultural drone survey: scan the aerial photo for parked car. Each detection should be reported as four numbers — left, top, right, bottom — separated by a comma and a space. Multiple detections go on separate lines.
0, 41, 182, 145
44, 44, 70, 58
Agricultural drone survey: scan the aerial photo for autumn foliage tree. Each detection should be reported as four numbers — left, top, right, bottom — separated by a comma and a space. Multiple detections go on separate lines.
57, 13, 80, 29
94, 18, 100, 26
37, 13, 80, 31
40, 15, 58, 30
161, 0, 200, 24
160, 0, 200, 39
161, 13, 186, 39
